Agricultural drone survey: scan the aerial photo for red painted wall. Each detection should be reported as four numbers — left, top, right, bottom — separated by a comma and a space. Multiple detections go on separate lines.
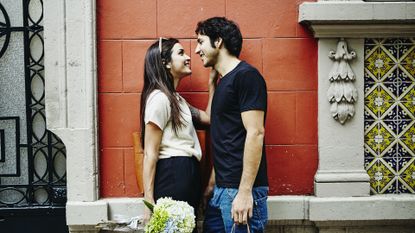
97, 0, 318, 197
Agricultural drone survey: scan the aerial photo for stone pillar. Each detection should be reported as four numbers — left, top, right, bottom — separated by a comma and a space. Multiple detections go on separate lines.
315, 38, 370, 197
44, 0, 105, 231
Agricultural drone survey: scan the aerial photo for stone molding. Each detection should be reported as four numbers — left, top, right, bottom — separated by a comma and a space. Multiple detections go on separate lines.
299, 1, 415, 38
327, 38, 358, 124
44, 0, 98, 202
300, 0, 414, 202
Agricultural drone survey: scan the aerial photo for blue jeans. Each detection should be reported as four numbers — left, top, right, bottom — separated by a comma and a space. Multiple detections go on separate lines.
203, 186, 268, 233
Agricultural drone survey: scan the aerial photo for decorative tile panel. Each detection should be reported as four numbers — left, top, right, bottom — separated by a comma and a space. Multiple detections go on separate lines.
364, 38, 415, 194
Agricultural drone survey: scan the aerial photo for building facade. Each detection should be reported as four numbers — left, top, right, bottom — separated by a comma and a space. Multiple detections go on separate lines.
0, 0, 414, 232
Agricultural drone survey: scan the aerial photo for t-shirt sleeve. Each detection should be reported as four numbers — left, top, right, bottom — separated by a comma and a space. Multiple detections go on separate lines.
235, 69, 267, 113
144, 92, 171, 130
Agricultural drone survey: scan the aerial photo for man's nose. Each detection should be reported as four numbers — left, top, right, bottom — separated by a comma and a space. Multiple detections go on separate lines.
195, 44, 200, 54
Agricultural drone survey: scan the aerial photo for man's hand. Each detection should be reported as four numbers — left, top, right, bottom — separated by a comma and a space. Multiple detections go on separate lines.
201, 169, 215, 211
201, 183, 214, 211
231, 190, 253, 224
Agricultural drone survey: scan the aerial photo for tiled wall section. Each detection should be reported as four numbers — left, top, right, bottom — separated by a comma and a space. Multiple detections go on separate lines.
364, 38, 415, 194
97, 0, 318, 197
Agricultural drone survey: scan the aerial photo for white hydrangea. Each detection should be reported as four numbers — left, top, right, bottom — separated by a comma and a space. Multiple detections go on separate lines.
146, 197, 195, 233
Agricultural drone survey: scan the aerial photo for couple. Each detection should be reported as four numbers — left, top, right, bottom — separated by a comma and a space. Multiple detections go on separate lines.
141, 17, 268, 233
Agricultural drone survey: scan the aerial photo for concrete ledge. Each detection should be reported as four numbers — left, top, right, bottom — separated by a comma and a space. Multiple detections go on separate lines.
267, 196, 309, 220
309, 195, 415, 221
66, 200, 108, 225
68, 225, 99, 233
105, 198, 145, 220
299, 2, 415, 23
66, 195, 415, 227
298, 2, 415, 38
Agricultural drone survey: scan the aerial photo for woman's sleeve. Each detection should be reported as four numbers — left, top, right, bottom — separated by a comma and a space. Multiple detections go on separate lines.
144, 92, 171, 130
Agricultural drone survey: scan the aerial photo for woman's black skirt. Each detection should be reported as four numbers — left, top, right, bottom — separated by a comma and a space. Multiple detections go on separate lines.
153, 156, 201, 214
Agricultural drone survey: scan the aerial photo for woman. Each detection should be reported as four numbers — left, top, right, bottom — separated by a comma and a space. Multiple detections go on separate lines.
141, 38, 216, 224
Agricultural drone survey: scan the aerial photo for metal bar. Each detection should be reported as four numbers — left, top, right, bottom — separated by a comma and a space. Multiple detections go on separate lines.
47, 130, 53, 193
0, 117, 21, 177
0, 206, 65, 216
22, 0, 34, 206
0, 185, 66, 189
15, 117, 21, 177
0, 130, 5, 162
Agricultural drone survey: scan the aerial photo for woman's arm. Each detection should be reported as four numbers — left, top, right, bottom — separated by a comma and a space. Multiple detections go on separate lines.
188, 69, 218, 125
143, 122, 163, 205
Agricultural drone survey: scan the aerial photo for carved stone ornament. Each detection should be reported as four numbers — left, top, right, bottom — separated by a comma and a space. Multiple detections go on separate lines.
327, 38, 358, 124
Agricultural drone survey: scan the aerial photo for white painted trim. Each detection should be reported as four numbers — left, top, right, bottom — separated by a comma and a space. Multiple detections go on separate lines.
299, 2, 415, 38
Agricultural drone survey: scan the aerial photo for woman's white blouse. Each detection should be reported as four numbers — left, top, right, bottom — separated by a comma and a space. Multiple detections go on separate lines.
144, 90, 202, 161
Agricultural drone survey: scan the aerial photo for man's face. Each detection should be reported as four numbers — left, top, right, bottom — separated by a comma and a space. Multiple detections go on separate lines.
195, 34, 219, 68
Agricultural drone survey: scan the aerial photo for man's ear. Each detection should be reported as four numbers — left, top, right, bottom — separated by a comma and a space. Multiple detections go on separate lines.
215, 38, 223, 48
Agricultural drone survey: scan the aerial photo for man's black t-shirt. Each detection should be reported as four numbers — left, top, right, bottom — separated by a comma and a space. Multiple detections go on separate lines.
211, 61, 268, 188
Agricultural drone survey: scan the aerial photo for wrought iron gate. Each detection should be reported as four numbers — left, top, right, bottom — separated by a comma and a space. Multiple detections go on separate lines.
0, 0, 67, 232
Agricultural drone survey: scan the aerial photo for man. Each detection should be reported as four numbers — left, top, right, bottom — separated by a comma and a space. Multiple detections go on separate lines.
194, 17, 268, 233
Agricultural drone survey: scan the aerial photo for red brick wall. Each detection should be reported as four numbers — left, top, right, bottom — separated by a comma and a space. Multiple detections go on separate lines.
97, 0, 318, 197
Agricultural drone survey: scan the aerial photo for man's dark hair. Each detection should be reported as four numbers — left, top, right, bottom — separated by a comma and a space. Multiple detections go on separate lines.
195, 17, 242, 57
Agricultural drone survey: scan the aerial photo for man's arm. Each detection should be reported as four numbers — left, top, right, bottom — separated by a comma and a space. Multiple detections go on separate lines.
231, 110, 265, 224
202, 168, 215, 210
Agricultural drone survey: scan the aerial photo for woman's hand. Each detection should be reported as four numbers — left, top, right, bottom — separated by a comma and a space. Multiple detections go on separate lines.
143, 201, 153, 224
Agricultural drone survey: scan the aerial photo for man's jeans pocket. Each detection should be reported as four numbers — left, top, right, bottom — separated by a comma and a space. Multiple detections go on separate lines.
250, 187, 268, 232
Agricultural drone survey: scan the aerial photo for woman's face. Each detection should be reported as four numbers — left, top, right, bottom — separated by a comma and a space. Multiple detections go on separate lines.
167, 43, 191, 79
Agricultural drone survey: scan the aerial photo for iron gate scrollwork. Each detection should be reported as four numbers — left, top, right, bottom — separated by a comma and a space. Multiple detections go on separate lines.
0, 0, 67, 215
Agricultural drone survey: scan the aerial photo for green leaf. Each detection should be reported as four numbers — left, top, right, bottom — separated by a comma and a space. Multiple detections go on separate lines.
143, 199, 154, 212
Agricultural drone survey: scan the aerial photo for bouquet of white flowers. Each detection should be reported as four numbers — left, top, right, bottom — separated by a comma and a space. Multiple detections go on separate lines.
144, 197, 195, 233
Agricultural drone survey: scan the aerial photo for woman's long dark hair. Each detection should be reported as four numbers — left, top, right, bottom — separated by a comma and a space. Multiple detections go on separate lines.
140, 38, 184, 143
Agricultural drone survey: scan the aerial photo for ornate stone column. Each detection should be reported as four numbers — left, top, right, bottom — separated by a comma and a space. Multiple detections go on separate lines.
299, 1, 415, 232
315, 37, 369, 197
300, 0, 415, 197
